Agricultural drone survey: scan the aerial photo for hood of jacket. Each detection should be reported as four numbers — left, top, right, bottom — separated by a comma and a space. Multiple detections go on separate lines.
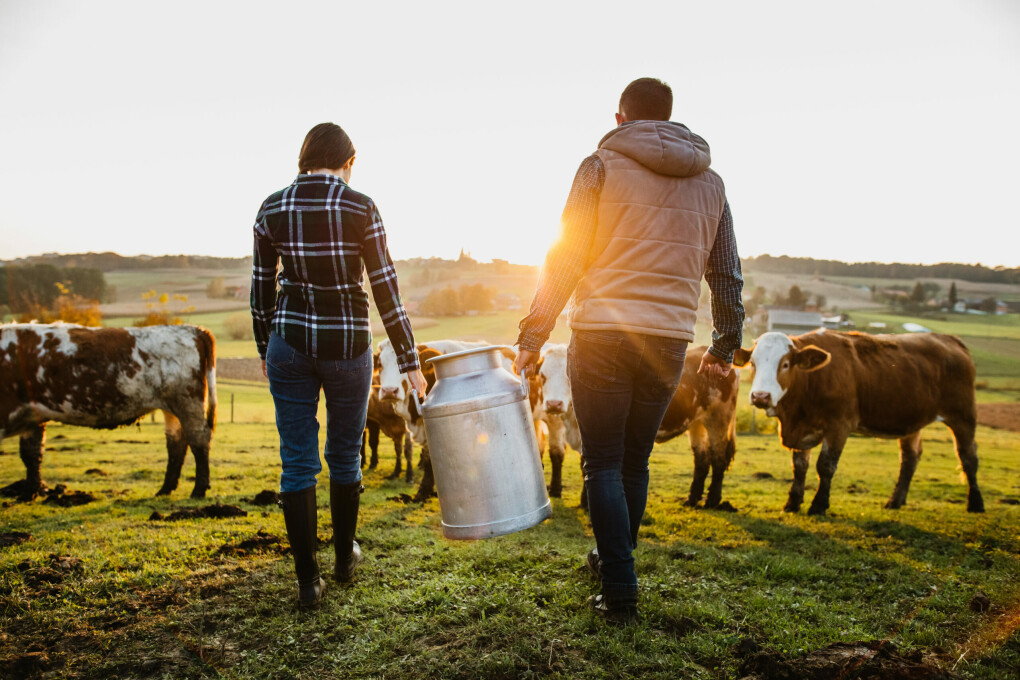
598, 121, 711, 178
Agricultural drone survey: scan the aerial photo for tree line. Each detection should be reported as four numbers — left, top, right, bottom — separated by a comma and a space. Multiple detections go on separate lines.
0, 264, 106, 314
4, 252, 248, 271
743, 255, 1020, 284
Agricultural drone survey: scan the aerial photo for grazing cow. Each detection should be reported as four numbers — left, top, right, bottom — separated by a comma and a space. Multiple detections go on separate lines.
0, 323, 216, 500
538, 344, 739, 508
376, 339, 524, 502
733, 330, 983, 515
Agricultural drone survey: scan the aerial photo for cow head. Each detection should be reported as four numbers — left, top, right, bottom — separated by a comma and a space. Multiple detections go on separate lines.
732, 332, 830, 415
376, 339, 406, 403
538, 344, 570, 415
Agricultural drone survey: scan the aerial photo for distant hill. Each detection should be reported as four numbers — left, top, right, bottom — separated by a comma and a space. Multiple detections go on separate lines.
2, 252, 249, 271
743, 254, 1020, 285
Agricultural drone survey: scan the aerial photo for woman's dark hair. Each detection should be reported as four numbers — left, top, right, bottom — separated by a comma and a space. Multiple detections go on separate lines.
298, 123, 356, 173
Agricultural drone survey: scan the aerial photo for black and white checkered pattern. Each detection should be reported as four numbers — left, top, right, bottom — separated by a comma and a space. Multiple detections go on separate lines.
517, 154, 745, 362
251, 174, 419, 372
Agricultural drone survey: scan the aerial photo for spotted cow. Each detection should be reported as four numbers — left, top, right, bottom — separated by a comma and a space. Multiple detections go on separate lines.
0, 323, 216, 500
733, 330, 983, 515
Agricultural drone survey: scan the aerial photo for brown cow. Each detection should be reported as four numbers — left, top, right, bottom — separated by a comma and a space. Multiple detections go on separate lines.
365, 383, 414, 482
733, 330, 983, 515
0, 323, 216, 500
565, 344, 740, 510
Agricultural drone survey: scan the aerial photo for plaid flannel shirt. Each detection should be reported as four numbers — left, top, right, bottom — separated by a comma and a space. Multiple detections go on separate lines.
517, 154, 745, 362
251, 174, 419, 372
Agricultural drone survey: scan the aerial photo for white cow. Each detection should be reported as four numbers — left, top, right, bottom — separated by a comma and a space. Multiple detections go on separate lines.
534, 344, 582, 497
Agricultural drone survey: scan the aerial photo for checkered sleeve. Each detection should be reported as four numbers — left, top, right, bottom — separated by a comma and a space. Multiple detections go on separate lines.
704, 201, 745, 363
516, 155, 604, 351
363, 201, 419, 373
250, 211, 279, 360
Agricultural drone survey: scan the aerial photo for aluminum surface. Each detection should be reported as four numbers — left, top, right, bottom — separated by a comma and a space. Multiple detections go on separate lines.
420, 346, 551, 539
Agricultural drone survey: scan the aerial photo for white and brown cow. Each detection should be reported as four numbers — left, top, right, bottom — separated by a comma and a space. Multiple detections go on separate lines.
538, 344, 739, 508
733, 330, 983, 515
376, 339, 526, 502
364, 381, 414, 482
0, 323, 217, 500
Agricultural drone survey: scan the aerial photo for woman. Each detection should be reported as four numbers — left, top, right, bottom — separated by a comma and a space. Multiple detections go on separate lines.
250, 123, 427, 606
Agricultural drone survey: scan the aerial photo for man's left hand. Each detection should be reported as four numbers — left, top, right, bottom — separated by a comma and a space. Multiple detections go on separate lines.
514, 348, 540, 377
698, 351, 732, 379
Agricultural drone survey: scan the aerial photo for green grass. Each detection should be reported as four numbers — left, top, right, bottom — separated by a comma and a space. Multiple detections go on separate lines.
2, 397, 1018, 678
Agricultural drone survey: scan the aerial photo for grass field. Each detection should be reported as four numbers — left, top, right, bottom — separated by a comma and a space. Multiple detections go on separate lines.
2, 378, 1019, 678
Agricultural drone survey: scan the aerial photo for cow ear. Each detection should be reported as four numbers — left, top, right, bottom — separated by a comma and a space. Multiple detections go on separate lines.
792, 345, 830, 372
534, 356, 544, 374
373, 350, 381, 371
418, 348, 442, 389
732, 347, 752, 367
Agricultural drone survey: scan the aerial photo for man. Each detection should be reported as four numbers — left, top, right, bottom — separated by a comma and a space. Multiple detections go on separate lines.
515, 78, 744, 623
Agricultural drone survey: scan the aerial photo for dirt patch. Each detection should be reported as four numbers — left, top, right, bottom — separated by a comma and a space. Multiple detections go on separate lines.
218, 529, 284, 556
999, 498, 1020, 505
977, 403, 1020, 432
712, 500, 739, 512
244, 489, 279, 506
218, 357, 267, 382
737, 640, 958, 680
149, 503, 248, 522
0, 531, 32, 549
751, 471, 775, 480
84, 468, 108, 476
1, 651, 53, 680
18, 554, 84, 593
969, 592, 991, 613
41, 485, 98, 507
388, 493, 415, 504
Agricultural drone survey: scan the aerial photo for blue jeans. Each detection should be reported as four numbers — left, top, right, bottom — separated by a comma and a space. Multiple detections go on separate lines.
568, 330, 687, 593
266, 333, 373, 493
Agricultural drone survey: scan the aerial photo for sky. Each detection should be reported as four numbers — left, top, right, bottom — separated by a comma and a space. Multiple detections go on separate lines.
1, 0, 1018, 267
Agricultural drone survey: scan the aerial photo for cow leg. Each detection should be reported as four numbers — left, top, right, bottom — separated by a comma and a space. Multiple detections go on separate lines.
368, 420, 380, 469
548, 445, 564, 498
945, 416, 984, 513
157, 411, 188, 496
190, 444, 211, 499
412, 446, 436, 502
685, 423, 710, 508
886, 431, 922, 509
808, 436, 846, 516
388, 434, 403, 479
12, 424, 47, 500
705, 434, 737, 510
403, 433, 414, 483
785, 449, 811, 512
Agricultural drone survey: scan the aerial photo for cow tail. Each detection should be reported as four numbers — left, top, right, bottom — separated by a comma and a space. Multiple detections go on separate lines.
196, 327, 217, 432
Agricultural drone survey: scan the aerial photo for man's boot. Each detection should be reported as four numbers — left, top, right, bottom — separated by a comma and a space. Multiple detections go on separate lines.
331, 480, 365, 583
588, 588, 639, 625
279, 486, 327, 607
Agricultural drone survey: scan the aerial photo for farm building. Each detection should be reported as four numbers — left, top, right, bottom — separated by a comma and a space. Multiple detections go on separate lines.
760, 308, 824, 334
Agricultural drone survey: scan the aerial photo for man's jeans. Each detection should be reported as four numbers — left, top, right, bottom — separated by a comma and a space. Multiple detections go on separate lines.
266, 333, 373, 493
568, 330, 687, 594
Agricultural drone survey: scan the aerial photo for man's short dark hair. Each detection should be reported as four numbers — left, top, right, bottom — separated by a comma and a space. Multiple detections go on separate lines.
619, 78, 672, 121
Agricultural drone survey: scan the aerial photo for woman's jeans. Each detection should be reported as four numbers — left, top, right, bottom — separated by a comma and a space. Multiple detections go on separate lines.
266, 333, 373, 493
568, 330, 687, 594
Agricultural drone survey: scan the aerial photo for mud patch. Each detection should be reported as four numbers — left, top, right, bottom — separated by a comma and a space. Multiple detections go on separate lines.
18, 554, 84, 593
218, 529, 284, 556
84, 468, 108, 476
998, 498, 1019, 506
0, 479, 45, 500
244, 489, 279, 506
1, 651, 53, 680
712, 500, 739, 512
0, 531, 32, 549
149, 503, 248, 522
42, 485, 98, 507
969, 592, 991, 613
737, 640, 958, 680
751, 471, 775, 480
388, 493, 414, 504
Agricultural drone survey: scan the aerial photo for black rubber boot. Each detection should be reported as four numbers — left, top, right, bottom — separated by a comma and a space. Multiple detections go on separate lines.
279, 486, 327, 607
331, 480, 365, 583
588, 588, 639, 625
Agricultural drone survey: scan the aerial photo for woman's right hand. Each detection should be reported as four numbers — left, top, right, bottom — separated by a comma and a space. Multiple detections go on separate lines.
407, 369, 428, 400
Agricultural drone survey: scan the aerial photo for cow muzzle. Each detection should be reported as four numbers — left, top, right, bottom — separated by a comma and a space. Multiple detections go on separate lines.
750, 391, 773, 409
379, 386, 401, 402
544, 400, 564, 414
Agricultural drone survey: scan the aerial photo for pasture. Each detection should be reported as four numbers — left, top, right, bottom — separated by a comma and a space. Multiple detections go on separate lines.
2, 375, 1019, 679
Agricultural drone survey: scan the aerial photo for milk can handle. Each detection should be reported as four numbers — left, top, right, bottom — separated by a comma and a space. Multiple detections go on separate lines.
519, 366, 530, 399
409, 388, 423, 407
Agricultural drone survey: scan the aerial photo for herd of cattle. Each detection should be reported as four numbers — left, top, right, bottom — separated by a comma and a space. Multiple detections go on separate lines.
0, 322, 984, 516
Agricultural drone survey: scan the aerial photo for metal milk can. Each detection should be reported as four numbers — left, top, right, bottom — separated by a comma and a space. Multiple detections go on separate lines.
416, 346, 552, 540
